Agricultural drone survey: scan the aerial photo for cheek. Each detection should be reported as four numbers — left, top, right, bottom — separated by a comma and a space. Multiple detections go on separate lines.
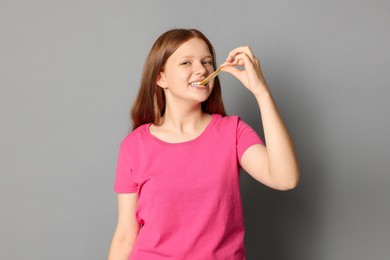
166, 69, 188, 84
207, 66, 215, 74
175, 69, 192, 81
172, 67, 190, 76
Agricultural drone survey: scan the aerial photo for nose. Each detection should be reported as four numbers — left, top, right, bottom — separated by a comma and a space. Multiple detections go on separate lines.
194, 62, 207, 76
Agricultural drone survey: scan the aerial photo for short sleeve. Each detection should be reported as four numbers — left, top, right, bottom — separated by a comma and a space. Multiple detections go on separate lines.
114, 141, 138, 193
236, 117, 264, 161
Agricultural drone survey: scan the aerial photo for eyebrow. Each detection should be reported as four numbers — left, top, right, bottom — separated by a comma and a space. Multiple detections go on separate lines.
179, 54, 213, 60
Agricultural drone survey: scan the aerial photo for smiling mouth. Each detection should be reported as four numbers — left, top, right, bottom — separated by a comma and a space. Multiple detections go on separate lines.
189, 81, 207, 87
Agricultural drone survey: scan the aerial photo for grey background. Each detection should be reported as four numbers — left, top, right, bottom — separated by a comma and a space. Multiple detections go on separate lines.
1, 0, 389, 259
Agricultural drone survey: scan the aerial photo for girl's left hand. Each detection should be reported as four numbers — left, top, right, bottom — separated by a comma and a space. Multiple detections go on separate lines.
220, 46, 269, 97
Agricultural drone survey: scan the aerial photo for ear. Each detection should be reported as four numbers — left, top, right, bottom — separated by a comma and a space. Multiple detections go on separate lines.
156, 72, 168, 89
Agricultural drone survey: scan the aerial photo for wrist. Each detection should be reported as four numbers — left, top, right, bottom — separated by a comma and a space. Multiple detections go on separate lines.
253, 86, 272, 101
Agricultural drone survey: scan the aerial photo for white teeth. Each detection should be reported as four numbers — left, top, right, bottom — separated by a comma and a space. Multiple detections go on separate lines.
189, 82, 201, 87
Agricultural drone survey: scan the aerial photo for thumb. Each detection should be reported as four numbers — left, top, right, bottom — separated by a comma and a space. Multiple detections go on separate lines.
220, 65, 243, 80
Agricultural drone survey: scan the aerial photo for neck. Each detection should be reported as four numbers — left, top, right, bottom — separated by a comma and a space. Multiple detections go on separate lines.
160, 103, 209, 134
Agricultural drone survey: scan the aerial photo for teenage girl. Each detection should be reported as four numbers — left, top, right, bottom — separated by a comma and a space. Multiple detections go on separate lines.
108, 28, 299, 260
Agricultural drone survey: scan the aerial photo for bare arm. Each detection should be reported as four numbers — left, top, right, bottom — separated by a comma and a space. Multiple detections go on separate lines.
240, 92, 300, 190
221, 46, 300, 190
108, 193, 140, 260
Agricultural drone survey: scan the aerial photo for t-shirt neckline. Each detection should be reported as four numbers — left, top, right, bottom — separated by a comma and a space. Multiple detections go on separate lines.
145, 114, 219, 146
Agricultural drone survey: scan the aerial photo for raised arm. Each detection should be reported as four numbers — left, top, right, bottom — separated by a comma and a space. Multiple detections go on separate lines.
221, 46, 300, 190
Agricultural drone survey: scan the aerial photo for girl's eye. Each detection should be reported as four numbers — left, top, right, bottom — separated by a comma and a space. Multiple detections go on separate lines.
181, 61, 190, 65
202, 60, 213, 65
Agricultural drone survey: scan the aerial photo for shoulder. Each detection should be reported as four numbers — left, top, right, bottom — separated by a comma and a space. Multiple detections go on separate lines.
213, 113, 261, 140
213, 114, 245, 129
214, 113, 239, 123
120, 123, 149, 147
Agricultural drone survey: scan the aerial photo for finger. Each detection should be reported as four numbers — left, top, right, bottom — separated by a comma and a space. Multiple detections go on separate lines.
222, 52, 251, 67
234, 52, 261, 74
220, 64, 244, 81
220, 59, 244, 68
231, 52, 255, 69
226, 46, 255, 62
220, 53, 256, 81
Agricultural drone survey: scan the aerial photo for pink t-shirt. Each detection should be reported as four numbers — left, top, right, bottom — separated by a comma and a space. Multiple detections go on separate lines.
114, 114, 263, 259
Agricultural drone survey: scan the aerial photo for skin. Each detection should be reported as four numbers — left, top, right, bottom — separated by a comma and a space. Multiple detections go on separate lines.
220, 46, 300, 190
152, 37, 216, 142
108, 38, 300, 259
108, 193, 139, 259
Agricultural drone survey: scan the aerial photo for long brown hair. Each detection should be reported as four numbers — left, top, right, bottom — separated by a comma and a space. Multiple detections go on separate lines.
131, 29, 226, 130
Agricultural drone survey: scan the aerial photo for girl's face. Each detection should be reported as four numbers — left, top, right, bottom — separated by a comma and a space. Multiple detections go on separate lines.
157, 38, 215, 104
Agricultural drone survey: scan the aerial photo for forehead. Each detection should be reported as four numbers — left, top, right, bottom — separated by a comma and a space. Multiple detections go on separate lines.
170, 38, 212, 59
